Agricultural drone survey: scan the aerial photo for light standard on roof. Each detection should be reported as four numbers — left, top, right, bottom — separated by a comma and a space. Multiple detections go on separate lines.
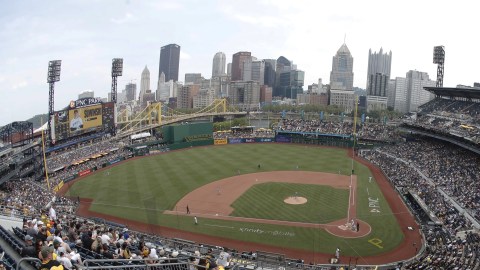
111, 58, 123, 136
47, 60, 61, 144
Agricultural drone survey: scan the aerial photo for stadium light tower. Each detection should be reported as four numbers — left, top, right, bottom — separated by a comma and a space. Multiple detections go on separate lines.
111, 58, 123, 136
47, 60, 61, 144
433, 46, 445, 87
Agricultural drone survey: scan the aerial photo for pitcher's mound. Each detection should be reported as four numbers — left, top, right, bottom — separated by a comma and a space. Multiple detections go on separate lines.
284, 196, 307, 205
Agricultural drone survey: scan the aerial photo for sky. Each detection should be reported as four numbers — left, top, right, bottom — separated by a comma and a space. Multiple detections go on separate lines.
0, 0, 479, 126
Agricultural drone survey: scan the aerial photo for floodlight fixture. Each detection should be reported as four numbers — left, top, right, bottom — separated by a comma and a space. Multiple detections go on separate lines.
47, 60, 62, 83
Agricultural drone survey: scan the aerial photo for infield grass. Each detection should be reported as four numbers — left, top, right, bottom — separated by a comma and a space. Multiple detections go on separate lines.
231, 183, 349, 223
67, 144, 404, 257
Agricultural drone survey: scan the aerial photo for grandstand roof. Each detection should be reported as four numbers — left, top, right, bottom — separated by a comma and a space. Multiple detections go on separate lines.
425, 86, 480, 99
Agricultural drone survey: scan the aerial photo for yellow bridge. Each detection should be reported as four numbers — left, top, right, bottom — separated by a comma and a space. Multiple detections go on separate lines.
117, 98, 247, 136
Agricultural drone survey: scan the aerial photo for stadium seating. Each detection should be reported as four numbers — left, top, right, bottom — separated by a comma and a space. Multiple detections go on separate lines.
2, 103, 480, 269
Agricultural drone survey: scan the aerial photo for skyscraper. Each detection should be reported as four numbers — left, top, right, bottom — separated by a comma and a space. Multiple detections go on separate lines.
329, 43, 355, 113
274, 56, 291, 97
263, 59, 276, 87
393, 70, 436, 113
231, 51, 251, 81
212, 52, 226, 77
140, 66, 150, 103
125, 82, 137, 102
227, 63, 232, 77
158, 44, 180, 82
368, 73, 389, 97
156, 72, 179, 101
251, 60, 265, 85
277, 70, 304, 99
366, 48, 392, 95
330, 43, 354, 91
406, 70, 436, 112
228, 81, 260, 110
185, 73, 202, 85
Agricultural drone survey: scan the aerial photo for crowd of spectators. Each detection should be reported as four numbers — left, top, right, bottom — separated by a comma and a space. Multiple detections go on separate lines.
0, 178, 257, 270
404, 229, 480, 269
2, 112, 480, 269
273, 119, 400, 141
361, 138, 480, 269
0, 178, 77, 218
47, 148, 131, 188
376, 140, 480, 222
408, 98, 480, 144
419, 98, 480, 121
274, 119, 352, 134
46, 139, 120, 172
361, 150, 471, 235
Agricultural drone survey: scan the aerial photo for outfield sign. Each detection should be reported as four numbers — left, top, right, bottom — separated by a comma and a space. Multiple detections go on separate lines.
63, 175, 76, 183
256, 138, 273, 142
228, 138, 243, 144
227, 137, 274, 144
275, 135, 292, 143
214, 139, 228, 145
79, 169, 92, 177
109, 158, 122, 165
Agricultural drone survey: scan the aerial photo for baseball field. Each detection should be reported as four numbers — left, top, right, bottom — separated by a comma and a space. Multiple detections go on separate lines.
63, 144, 421, 264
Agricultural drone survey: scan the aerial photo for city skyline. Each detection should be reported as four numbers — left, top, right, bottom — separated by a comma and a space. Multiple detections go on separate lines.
0, 0, 479, 126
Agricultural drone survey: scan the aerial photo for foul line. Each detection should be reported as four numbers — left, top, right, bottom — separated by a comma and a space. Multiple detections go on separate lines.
351, 176, 355, 206
204, 224, 235, 229
347, 175, 353, 221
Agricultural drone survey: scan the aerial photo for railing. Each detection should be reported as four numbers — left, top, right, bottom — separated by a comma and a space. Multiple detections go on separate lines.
0, 205, 29, 220
84, 258, 206, 270
15, 257, 41, 270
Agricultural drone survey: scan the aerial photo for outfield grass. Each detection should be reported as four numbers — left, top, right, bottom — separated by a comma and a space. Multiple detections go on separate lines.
231, 183, 349, 223
67, 144, 404, 257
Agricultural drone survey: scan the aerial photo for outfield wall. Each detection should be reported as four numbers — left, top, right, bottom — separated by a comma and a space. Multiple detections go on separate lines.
162, 122, 213, 144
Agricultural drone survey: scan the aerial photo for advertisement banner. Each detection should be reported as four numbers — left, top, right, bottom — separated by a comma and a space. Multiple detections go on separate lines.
244, 138, 255, 143
109, 159, 121, 165
63, 175, 76, 183
228, 138, 243, 144
79, 169, 92, 177
255, 138, 274, 142
68, 104, 103, 135
214, 139, 228, 145
275, 135, 292, 143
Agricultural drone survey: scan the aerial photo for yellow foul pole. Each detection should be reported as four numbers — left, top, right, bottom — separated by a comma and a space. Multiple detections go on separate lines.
353, 95, 358, 145
41, 118, 51, 190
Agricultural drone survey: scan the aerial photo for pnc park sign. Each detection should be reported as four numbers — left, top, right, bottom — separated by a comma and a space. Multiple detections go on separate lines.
69, 97, 104, 109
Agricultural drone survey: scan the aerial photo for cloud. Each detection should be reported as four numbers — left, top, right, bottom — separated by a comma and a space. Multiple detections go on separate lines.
149, 1, 183, 11
111, 12, 136, 24
12, 81, 28, 90
0, 76, 5, 83
219, 3, 288, 28
233, 14, 286, 28
180, 51, 191, 60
